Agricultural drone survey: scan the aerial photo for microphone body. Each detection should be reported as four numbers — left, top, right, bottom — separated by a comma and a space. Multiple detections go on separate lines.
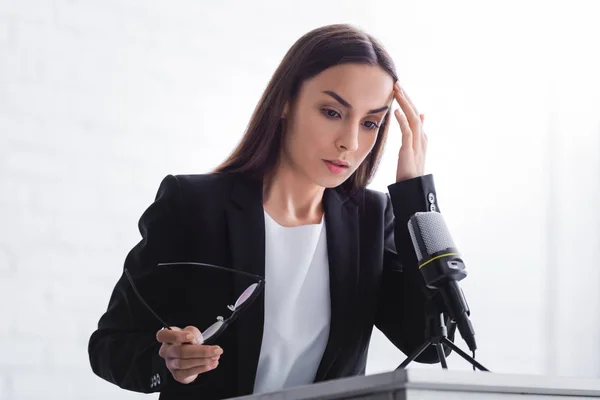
407, 211, 477, 352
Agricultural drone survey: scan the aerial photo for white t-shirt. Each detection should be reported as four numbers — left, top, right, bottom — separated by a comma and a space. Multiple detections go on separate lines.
252, 211, 331, 394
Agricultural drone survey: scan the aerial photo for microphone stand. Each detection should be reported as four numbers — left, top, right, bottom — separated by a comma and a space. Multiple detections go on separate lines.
396, 307, 489, 372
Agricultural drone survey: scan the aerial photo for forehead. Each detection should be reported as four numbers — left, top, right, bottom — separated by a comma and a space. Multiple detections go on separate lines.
301, 63, 395, 108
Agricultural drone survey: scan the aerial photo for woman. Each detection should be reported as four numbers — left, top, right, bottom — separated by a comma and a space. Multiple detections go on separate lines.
88, 23, 449, 399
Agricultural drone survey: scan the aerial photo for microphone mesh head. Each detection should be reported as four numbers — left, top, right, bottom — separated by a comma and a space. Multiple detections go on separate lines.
408, 212, 456, 260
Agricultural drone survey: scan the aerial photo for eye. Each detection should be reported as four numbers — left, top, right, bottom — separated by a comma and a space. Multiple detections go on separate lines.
321, 108, 380, 131
321, 108, 341, 119
363, 121, 380, 131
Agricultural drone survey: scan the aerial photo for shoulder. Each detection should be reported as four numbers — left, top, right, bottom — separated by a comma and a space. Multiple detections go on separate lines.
174, 172, 237, 198
153, 172, 245, 210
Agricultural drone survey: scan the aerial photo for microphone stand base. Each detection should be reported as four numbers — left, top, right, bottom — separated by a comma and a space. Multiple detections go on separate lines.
396, 313, 489, 372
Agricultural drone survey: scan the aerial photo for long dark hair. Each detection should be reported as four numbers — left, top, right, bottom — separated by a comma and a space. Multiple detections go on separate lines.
214, 24, 398, 193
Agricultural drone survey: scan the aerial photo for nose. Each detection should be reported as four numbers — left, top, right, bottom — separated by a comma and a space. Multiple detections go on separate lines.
335, 124, 360, 152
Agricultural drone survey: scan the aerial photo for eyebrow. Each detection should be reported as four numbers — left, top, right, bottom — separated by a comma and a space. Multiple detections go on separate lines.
322, 90, 390, 114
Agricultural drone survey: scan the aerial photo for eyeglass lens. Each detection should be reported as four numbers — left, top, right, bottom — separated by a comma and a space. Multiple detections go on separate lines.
203, 283, 258, 341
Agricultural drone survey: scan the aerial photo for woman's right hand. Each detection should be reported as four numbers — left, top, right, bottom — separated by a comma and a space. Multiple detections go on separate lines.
157, 326, 223, 384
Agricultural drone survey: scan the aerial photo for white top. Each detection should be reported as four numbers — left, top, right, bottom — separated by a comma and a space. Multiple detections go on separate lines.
252, 211, 331, 394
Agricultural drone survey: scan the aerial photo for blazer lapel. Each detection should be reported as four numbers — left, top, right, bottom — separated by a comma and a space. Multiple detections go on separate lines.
314, 188, 361, 382
226, 174, 266, 396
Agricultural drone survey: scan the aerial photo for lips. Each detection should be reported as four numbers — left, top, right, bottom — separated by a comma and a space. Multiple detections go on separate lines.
323, 160, 349, 174
327, 160, 348, 167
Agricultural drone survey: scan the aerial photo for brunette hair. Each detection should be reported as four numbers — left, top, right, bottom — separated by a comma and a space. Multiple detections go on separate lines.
214, 23, 398, 192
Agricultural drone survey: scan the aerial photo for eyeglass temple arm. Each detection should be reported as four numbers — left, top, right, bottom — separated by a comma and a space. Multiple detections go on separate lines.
124, 269, 172, 331
157, 262, 265, 282
124, 265, 265, 332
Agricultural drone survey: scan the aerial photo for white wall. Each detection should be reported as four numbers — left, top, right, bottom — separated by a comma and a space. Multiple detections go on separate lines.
1, 0, 599, 399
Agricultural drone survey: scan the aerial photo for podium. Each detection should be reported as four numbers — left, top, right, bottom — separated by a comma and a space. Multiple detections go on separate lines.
233, 369, 600, 399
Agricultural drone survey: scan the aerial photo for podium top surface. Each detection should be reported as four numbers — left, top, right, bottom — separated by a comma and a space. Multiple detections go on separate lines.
234, 369, 600, 399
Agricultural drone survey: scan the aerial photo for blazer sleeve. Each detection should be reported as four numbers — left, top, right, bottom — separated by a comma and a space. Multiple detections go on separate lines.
374, 174, 453, 363
88, 174, 200, 393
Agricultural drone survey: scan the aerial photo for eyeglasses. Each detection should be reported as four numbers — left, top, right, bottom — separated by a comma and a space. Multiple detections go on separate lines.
124, 262, 265, 345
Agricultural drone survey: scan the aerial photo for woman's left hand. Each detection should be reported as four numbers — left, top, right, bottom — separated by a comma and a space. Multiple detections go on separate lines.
392, 82, 428, 182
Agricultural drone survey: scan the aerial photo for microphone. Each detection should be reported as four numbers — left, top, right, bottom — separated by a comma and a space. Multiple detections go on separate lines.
407, 211, 477, 352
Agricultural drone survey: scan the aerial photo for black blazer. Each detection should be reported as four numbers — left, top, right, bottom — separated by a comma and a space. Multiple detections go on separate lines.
88, 172, 447, 399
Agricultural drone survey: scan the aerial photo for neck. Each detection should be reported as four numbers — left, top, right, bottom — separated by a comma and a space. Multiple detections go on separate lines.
263, 159, 325, 227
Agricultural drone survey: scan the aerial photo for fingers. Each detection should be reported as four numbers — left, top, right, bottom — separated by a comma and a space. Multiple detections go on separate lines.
396, 83, 420, 115
165, 354, 221, 370
419, 114, 428, 151
158, 342, 223, 384
393, 83, 425, 152
171, 362, 219, 384
183, 326, 204, 345
156, 325, 223, 385
162, 343, 224, 359
394, 83, 420, 129
394, 109, 412, 151
157, 326, 204, 345
157, 326, 196, 345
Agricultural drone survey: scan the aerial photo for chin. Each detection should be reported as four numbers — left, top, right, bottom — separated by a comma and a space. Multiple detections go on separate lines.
312, 173, 351, 189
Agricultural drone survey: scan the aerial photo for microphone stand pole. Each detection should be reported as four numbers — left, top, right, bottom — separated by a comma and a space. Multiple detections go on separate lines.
396, 307, 489, 372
